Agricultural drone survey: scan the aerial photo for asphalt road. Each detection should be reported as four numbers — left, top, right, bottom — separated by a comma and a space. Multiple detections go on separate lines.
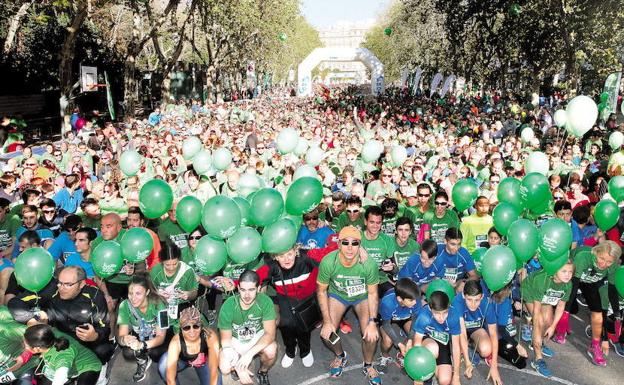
107, 301, 624, 385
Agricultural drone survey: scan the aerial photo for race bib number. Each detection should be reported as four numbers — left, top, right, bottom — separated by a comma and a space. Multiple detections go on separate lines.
444, 267, 459, 284
345, 284, 366, 298
234, 326, 257, 342
541, 295, 561, 306
464, 319, 482, 330
579, 271, 603, 284
0, 371, 16, 384
427, 328, 450, 345
505, 323, 517, 337
475, 235, 487, 249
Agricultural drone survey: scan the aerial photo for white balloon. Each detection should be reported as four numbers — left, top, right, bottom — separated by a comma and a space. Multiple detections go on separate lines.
609, 131, 624, 150
305, 146, 325, 166
361, 140, 382, 163
238, 173, 261, 197
566, 95, 598, 137
524, 151, 550, 176
182, 136, 202, 160
212, 148, 232, 171
553, 109, 567, 128
520, 127, 534, 143
294, 138, 309, 156
390, 146, 408, 167
276, 128, 299, 154
192, 150, 212, 175
293, 165, 318, 180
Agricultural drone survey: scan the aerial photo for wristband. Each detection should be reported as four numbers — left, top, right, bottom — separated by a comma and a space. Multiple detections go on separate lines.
368, 317, 376, 323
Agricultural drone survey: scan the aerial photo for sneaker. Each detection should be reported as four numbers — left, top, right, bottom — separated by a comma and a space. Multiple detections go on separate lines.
531, 359, 552, 378
362, 365, 382, 385
395, 352, 405, 369
611, 341, 624, 357
375, 355, 394, 374
133, 356, 152, 382
521, 325, 532, 342
585, 325, 592, 339
231, 371, 240, 382
528, 343, 554, 358
281, 353, 295, 368
96, 363, 108, 385
577, 290, 587, 307
329, 352, 348, 377
257, 370, 271, 385
587, 340, 607, 366
302, 351, 314, 367
468, 347, 481, 366
340, 320, 353, 334
552, 332, 566, 344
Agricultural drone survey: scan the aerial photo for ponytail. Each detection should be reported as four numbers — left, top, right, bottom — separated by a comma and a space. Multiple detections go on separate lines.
24, 324, 68, 351
54, 337, 69, 351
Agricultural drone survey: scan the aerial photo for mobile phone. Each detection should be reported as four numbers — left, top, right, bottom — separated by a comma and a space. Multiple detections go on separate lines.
76, 324, 89, 330
328, 331, 340, 345
157, 310, 170, 329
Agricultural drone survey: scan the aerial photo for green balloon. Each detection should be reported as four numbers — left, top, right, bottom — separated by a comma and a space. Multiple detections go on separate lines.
507, 219, 539, 263
282, 213, 303, 229
226, 227, 262, 264
202, 196, 241, 239
233, 197, 251, 226
194, 236, 228, 275
539, 251, 569, 276
139, 179, 174, 219
519, 172, 551, 210
497, 177, 523, 210
14, 248, 54, 292
472, 247, 488, 274
529, 197, 553, 216
425, 279, 455, 302
600, 91, 609, 103
262, 218, 298, 254
120, 150, 141, 176
176, 196, 203, 233
608, 176, 624, 203
404, 346, 436, 381
92, 241, 123, 278
285, 177, 323, 215
615, 266, 624, 297
539, 218, 573, 261
451, 179, 478, 212
120, 227, 153, 263
481, 245, 516, 291
595, 199, 620, 230
384, 27, 393, 36
250, 188, 284, 227
493, 202, 520, 236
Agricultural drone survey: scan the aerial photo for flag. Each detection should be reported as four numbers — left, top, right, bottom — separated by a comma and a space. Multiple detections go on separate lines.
105, 71, 115, 120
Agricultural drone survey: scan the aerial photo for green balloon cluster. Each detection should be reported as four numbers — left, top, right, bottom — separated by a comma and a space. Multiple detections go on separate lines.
202, 195, 241, 239
594, 200, 619, 230
404, 346, 436, 381
14, 248, 54, 292
232, 197, 252, 226
451, 179, 478, 212
250, 188, 284, 227
425, 279, 455, 302
285, 177, 323, 215
139, 179, 174, 219
492, 202, 520, 236
497, 177, 523, 210
539, 218, 572, 261
194, 236, 228, 275
120, 227, 153, 263
226, 227, 262, 264
92, 241, 123, 278
262, 218, 298, 254
507, 219, 539, 264
481, 246, 516, 291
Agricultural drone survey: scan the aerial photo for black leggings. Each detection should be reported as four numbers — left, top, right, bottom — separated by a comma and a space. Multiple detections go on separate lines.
498, 334, 526, 369
37, 370, 100, 385
280, 326, 312, 358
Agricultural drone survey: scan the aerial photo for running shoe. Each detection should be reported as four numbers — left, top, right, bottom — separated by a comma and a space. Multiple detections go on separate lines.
576, 290, 587, 307
528, 343, 554, 357
585, 325, 592, 339
552, 332, 566, 344
281, 353, 294, 368
329, 352, 348, 377
363, 365, 382, 385
340, 320, 353, 334
375, 355, 394, 374
521, 324, 532, 342
531, 359, 552, 378
395, 351, 405, 369
133, 355, 152, 382
258, 370, 271, 385
587, 340, 607, 366
302, 351, 314, 367
611, 341, 624, 357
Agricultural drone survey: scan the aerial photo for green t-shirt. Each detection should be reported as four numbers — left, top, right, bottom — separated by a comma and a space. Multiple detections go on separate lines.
181, 247, 200, 275
157, 219, 188, 250
117, 299, 167, 340
78, 213, 101, 230
425, 210, 460, 244
41, 333, 101, 380
405, 206, 433, 237
335, 212, 365, 232
393, 237, 420, 272
0, 214, 20, 253
361, 232, 396, 283
317, 250, 379, 301
217, 293, 275, 343
149, 261, 199, 299
381, 214, 400, 237
521, 270, 572, 306
573, 247, 619, 284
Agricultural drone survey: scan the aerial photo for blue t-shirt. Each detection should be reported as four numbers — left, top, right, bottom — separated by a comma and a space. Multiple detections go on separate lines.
380, 290, 421, 322
436, 244, 476, 283
397, 254, 443, 285
452, 292, 496, 331
12, 225, 55, 259
47, 231, 77, 261
412, 304, 461, 345
64, 252, 95, 278
53, 188, 84, 214
493, 296, 516, 337
571, 219, 596, 246
296, 226, 335, 249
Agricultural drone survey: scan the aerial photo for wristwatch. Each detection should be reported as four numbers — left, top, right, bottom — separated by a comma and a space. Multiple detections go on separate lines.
368, 317, 376, 324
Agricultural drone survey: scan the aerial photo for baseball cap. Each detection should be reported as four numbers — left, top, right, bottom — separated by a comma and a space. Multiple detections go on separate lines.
338, 226, 361, 241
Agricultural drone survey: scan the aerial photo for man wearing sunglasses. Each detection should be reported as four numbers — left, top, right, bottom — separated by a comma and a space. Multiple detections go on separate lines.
317, 226, 382, 385
335, 196, 365, 232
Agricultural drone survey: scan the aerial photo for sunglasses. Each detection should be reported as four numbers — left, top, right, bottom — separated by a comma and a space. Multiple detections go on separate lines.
382, 173, 392, 177
340, 240, 360, 246
554, 195, 564, 200
434, 201, 448, 206
304, 216, 319, 221
346, 209, 360, 214
418, 193, 430, 198
182, 324, 201, 331
42, 209, 55, 214
189, 235, 202, 240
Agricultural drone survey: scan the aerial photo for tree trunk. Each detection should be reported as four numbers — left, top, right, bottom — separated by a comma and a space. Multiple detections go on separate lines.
59, 0, 89, 136
122, 12, 142, 117
2, 1, 33, 56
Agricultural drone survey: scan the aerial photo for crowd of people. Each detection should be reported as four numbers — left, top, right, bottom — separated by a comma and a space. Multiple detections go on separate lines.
0, 84, 623, 385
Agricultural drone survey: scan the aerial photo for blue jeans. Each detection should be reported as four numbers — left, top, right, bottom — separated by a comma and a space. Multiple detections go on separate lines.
158, 351, 222, 385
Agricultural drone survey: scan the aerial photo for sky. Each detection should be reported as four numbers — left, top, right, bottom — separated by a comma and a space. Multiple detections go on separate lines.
301, 0, 393, 29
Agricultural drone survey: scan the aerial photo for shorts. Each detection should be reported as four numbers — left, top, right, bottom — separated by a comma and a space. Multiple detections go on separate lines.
106, 281, 129, 301
220, 332, 265, 369
432, 338, 452, 366
328, 293, 365, 308
579, 280, 604, 313
0, 258, 14, 272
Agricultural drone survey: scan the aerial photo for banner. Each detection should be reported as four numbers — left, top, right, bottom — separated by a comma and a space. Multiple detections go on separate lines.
412, 67, 423, 96
429, 72, 443, 97
400, 68, 409, 88
603, 72, 621, 118
440, 75, 456, 98
104, 71, 115, 120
